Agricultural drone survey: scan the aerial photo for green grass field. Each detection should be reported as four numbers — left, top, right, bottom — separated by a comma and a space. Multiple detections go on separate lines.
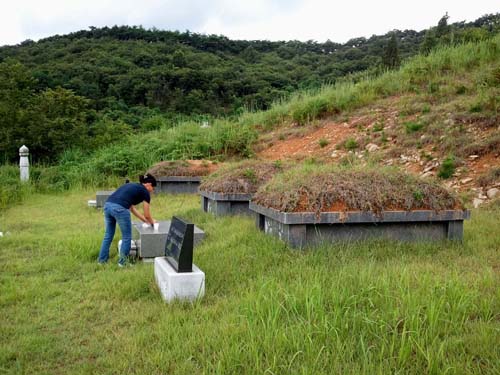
0, 191, 498, 374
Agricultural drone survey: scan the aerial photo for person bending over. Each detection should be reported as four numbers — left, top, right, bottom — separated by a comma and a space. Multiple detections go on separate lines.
98, 173, 157, 267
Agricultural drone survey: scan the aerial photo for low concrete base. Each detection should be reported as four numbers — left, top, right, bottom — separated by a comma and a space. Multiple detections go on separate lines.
250, 202, 470, 248
154, 257, 205, 302
88, 200, 97, 208
156, 177, 201, 194
117, 239, 138, 258
200, 191, 253, 216
132, 221, 204, 259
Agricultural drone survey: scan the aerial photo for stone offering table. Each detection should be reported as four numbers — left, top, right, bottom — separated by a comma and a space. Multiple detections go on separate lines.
132, 220, 204, 259
156, 176, 201, 194
200, 190, 253, 216
250, 202, 470, 248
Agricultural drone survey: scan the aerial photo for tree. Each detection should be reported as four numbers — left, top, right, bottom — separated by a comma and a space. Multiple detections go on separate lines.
420, 30, 437, 54
0, 60, 37, 161
28, 87, 92, 161
382, 32, 400, 69
172, 50, 187, 68
240, 46, 259, 63
436, 12, 450, 38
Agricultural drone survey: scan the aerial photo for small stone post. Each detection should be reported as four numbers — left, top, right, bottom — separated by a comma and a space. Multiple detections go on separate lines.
19, 145, 29, 182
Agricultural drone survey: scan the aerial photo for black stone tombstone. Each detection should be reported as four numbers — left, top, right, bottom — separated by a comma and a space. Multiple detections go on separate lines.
164, 216, 194, 273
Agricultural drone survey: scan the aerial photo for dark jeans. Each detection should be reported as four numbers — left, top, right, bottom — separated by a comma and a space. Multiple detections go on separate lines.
98, 202, 131, 265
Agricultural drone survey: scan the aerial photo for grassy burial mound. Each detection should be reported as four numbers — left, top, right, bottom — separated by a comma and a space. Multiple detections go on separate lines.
253, 165, 463, 215
147, 160, 219, 177
147, 160, 220, 194
251, 165, 468, 245
199, 160, 291, 215
199, 160, 288, 194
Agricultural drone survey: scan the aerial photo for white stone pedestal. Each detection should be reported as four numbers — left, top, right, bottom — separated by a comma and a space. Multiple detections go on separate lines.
19, 145, 29, 182
154, 257, 205, 303
117, 239, 138, 258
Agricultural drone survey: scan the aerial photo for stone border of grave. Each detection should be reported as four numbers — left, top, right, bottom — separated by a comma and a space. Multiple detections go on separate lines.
199, 190, 253, 216
250, 202, 470, 248
156, 176, 202, 194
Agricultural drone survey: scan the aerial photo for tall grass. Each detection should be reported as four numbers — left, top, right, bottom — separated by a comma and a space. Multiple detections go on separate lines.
0, 166, 34, 209
239, 34, 500, 128
0, 119, 257, 208
0, 192, 498, 374
82, 119, 257, 178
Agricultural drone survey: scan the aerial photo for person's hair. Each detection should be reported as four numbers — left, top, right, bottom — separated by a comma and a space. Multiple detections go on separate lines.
139, 173, 157, 187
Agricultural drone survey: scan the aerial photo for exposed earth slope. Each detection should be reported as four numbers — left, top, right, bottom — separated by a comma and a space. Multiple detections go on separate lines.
255, 94, 499, 207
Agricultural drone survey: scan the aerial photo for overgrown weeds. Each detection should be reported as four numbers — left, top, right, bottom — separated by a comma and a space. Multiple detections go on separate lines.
478, 167, 500, 187
460, 134, 500, 157
253, 164, 461, 214
438, 156, 456, 179
199, 160, 290, 194
147, 160, 218, 177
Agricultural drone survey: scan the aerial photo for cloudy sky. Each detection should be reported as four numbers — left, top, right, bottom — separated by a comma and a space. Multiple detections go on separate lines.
1, 0, 498, 46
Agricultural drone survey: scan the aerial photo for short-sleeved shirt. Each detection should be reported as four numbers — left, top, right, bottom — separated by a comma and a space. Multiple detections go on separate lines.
107, 183, 150, 209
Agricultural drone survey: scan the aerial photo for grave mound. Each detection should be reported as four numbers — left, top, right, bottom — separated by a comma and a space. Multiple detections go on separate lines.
253, 167, 463, 215
147, 160, 218, 177
148, 160, 219, 194
250, 166, 468, 247
199, 160, 287, 194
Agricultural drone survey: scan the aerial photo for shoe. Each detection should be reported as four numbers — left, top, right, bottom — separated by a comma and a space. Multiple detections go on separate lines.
118, 255, 127, 268
118, 262, 134, 268
118, 257, 134, 268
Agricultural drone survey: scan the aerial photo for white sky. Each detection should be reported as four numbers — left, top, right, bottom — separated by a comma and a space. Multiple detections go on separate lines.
0, 0, 498, 47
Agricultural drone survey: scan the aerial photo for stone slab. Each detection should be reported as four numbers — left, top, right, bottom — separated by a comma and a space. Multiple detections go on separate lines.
199, 190, 253, 201
96, 190, 114, 208
249, 202, 470, 224
200, 190, 253, 216
156, 177, 201, 194
132, 220, 204, 258
154, 257, 205, 302
88, 200, 97, 207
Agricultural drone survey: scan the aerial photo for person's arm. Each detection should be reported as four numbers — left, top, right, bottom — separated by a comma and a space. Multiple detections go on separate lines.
130, 204, 154, 225
142, 201, 155, 225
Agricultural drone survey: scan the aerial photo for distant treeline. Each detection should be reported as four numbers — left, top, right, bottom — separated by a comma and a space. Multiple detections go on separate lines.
0, 13, 498, 162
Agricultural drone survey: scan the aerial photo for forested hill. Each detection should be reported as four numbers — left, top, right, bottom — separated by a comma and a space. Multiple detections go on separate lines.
0, 14, 498, 163
1, 14, 498, 116
0, 27, 424, 116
